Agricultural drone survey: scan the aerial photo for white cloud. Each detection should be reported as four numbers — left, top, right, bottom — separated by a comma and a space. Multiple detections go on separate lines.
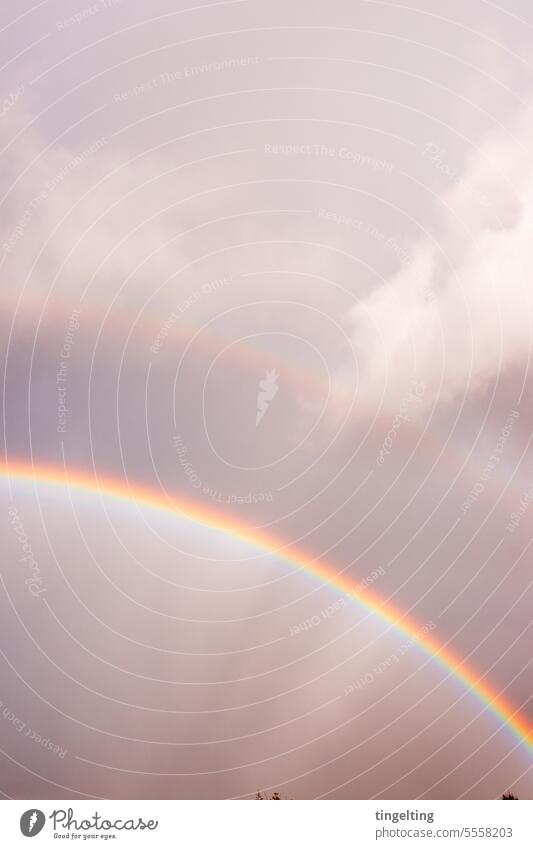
347, 106, 533, 413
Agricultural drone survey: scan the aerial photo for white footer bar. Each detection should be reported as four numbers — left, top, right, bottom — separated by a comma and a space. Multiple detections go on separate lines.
1, 799, 531, 848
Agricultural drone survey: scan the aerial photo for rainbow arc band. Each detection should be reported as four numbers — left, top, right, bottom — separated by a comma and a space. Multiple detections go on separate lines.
2, 459, 532, 758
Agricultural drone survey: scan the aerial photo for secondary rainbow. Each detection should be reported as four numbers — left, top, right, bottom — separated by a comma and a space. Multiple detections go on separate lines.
2, 458, 532, 759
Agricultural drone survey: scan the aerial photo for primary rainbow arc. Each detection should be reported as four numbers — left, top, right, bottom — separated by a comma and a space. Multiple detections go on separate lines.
2, 458, 532, 759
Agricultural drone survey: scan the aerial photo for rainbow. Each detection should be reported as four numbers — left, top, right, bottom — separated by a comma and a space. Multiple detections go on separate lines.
2, 458, 532, 759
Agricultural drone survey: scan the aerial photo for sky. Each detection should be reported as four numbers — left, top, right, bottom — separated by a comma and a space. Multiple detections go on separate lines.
1, 0, 533, 799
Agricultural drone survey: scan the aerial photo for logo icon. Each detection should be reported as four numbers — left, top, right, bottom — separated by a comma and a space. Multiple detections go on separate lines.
20, 809, 46, 837
256, 369, 279, 426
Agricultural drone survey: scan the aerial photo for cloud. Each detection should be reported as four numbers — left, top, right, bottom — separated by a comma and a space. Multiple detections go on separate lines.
346, 105, 533, 413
